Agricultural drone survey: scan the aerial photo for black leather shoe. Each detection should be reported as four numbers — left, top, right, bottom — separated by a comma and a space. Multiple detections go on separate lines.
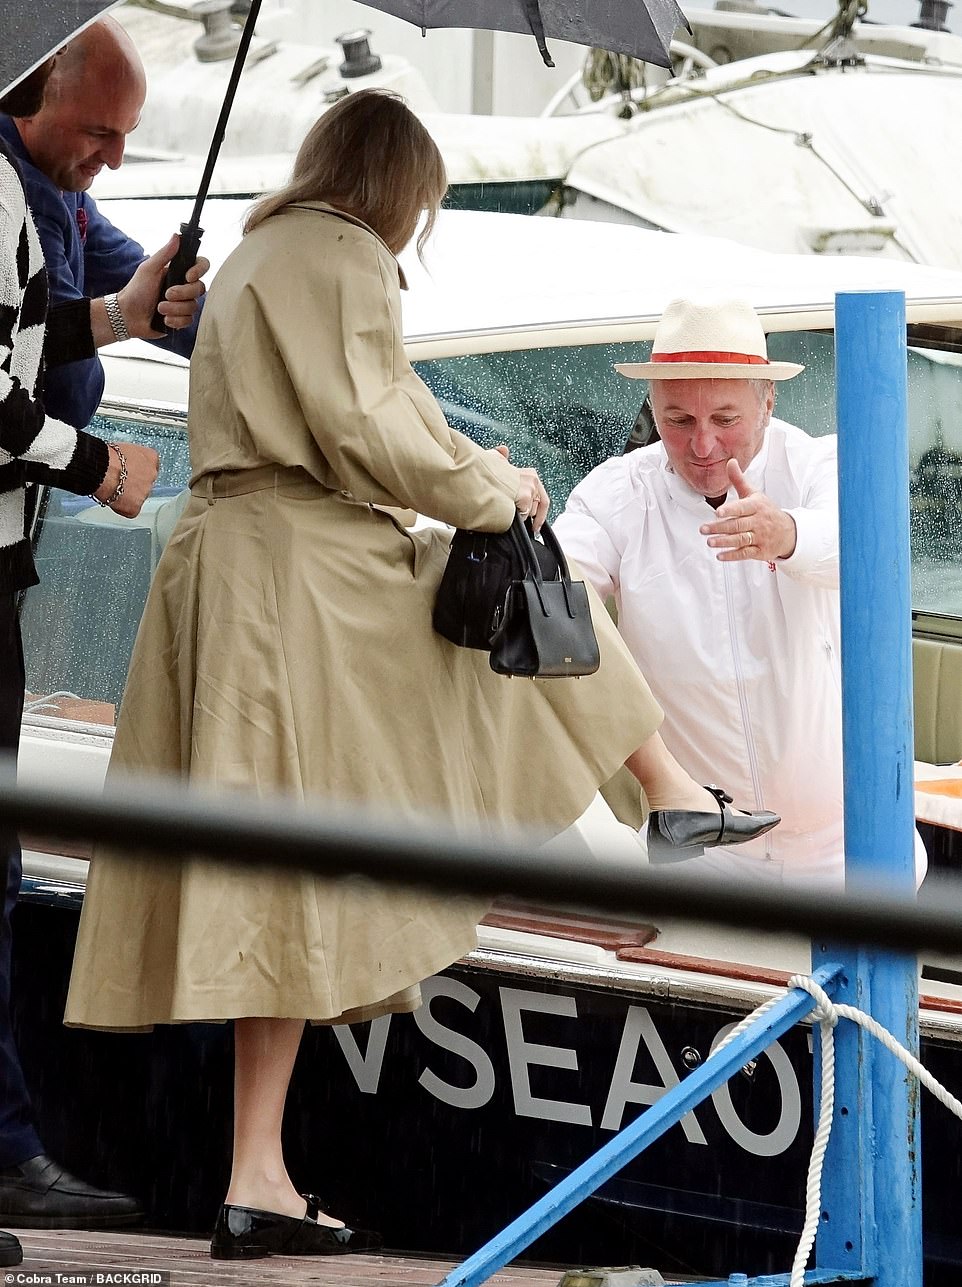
648, 784, 780, 864
0, 1231, 21, 1268
210, 1194, 382, 1260
0, 1154, 143, 1229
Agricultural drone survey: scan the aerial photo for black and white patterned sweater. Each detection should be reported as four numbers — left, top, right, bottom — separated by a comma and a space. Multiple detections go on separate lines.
0, 149, 108, 591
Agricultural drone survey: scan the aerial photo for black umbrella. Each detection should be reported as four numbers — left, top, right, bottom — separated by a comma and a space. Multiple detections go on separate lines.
353, 0, 688, 68
0, 0, 122, 97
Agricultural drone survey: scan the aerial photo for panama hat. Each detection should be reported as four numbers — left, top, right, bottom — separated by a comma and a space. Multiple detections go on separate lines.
615, 296, 804, 381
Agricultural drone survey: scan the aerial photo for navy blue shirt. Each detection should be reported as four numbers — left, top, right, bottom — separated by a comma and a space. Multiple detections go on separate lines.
0, 114, 200, 429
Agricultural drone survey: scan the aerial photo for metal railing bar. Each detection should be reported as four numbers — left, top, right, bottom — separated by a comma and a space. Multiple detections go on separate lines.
1, 767, 960, 955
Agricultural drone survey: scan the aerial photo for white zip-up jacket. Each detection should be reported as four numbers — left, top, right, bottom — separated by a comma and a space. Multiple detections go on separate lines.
557, 418, 924, 886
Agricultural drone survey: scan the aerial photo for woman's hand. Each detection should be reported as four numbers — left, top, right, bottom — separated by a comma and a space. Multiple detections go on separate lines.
514, 468, 550, 531
494, 444, 551, 531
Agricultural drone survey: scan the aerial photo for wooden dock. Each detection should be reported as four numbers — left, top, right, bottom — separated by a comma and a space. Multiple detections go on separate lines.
13, 1231, 548, 1286
12, 1230, 690, 1287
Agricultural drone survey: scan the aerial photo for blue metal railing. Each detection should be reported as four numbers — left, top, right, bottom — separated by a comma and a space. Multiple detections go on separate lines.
437, 964, 844, 1287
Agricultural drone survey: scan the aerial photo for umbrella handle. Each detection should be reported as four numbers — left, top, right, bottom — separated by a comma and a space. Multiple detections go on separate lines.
151, 221, 205, 334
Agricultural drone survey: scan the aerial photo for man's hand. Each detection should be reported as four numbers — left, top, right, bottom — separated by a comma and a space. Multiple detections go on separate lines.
92, 442, 160, 518
700, 459, 797, 562
115, 233, 209, 341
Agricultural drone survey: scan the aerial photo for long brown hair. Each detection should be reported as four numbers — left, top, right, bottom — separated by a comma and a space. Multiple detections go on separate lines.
244, 89, 447, 256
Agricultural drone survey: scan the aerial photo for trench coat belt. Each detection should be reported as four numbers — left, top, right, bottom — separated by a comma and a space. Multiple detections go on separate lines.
190, 464, 324, 503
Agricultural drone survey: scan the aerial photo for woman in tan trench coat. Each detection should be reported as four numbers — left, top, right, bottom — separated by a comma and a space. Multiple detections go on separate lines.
65, 90, 777, 1261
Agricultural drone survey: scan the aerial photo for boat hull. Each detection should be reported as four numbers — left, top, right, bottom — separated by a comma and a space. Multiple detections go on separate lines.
14, 893, 962, 1282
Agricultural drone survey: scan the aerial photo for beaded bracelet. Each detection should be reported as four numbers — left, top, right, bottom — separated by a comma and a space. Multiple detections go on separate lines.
96, 443, 128, 508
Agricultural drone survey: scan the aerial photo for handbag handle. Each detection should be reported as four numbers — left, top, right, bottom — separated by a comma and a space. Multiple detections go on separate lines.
507, 515, 579, 619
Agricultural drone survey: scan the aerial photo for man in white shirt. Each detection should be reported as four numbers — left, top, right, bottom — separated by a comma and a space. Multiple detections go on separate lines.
555, 296, 925, 886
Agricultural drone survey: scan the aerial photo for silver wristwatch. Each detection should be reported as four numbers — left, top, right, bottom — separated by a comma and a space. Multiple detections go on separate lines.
103, 293, 131, 343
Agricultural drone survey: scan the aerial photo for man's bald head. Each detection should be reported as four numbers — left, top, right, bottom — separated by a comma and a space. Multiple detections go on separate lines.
12, 17, 146, 192
48, 17, 146, 105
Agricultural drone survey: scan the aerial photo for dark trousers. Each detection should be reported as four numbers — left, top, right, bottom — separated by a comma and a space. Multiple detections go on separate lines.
0, 592, 42, 1167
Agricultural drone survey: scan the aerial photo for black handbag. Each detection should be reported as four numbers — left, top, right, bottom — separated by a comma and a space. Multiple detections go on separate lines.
488, 517, 600, 678
432, 516, 557, 651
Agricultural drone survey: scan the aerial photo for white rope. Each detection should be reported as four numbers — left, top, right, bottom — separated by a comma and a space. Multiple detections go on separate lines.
710, 973, 962, 1287
784, 976, 836, 1287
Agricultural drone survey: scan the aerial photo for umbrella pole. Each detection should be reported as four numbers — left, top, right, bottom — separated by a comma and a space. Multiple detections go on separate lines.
151, 0, 264, 328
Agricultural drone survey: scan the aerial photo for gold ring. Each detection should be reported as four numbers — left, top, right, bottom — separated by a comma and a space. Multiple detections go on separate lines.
745, 530, 754, 546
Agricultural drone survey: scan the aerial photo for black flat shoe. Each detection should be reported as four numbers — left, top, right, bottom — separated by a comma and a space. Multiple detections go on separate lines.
0, 1231, 21, 1268
647, 784, 780, 864
210, 1194, 382, 1260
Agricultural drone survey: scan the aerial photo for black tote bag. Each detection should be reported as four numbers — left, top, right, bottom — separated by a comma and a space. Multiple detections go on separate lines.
432, 516, 556, 651
488, 518, 600, 678
433, 514, 599, 677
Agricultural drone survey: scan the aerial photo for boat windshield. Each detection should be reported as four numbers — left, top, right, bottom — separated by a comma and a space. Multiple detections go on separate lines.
19, 325, 962, 732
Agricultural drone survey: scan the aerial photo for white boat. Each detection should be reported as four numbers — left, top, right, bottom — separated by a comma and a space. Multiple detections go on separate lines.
558, 44, 962, 267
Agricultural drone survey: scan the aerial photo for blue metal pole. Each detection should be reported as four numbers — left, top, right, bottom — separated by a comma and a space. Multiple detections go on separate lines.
438, 964, 843, 1287
813, 291, 921, 1285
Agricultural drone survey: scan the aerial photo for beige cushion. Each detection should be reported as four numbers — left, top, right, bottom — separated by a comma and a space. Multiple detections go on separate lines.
913, 637, 962, 765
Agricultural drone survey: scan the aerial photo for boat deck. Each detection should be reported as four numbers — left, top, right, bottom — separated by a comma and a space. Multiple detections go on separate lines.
11, 1230, 693, 1287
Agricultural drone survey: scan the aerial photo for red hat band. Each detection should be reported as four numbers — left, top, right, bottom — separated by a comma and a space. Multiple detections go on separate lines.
650, 350, 770, 365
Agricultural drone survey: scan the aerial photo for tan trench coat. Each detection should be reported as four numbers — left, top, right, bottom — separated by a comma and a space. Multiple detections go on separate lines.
65, 204, 662, 1032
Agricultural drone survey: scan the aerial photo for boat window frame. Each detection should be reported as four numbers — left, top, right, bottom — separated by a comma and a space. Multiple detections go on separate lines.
401, 301, 962, 361
913, 612, 962, 643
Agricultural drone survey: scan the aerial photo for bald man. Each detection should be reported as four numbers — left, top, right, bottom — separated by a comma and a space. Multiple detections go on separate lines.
0, 17, 207, 429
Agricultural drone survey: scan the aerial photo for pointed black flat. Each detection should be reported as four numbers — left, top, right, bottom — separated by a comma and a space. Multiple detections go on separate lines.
647, 784, 780, 864
210, 1193, 382, 1260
